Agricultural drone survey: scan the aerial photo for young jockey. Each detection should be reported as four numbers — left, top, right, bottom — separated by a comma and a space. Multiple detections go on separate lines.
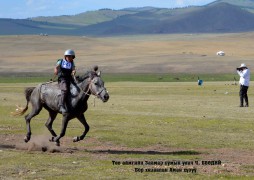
54, 49, 76, 113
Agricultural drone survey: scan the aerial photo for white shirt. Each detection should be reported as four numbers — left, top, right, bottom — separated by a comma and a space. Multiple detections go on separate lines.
237, 68, 250, 86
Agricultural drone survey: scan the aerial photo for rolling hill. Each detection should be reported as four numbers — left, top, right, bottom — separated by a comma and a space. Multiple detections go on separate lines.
74, 3, 254, 35
152, 2, 254, 34
2, 1, 254, 36
30, 9, 136, 26
208, 0, 254, 13
0, 18, 81, 35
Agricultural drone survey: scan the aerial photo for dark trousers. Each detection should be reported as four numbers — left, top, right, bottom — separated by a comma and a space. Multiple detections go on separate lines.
239, 85, 249, 106
59, 79, 70, 107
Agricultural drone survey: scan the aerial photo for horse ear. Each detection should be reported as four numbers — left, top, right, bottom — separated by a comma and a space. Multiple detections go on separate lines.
93, 65, 98, 72
97, 71, 101, 76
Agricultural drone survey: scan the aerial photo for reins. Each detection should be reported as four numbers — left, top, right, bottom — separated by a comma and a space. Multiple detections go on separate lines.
81, 81, 96, 107
81, 79, 106, 107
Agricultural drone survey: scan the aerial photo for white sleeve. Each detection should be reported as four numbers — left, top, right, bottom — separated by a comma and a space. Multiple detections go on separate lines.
241, 69, 249, 78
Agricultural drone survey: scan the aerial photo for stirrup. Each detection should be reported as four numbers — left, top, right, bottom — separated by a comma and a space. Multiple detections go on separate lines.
59, 106, 67, 113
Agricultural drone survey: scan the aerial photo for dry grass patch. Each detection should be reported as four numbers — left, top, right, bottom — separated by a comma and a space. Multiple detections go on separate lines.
1, 33, 254, 74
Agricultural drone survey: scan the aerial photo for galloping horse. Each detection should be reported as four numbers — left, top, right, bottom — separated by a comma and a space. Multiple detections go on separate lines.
13, 67, 109, 146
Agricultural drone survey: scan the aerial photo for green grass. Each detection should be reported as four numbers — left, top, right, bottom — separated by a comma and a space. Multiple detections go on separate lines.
0, 74, 51, 83
0, 73, 247, 83
1, 81, 254, 179
103, 73, 237, 82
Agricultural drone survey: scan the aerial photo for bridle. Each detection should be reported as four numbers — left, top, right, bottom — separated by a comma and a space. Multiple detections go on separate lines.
77, 73, 108, 106
82, 77, 106, 99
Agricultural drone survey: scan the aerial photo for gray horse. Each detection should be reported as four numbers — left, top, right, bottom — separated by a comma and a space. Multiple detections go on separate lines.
13, 68, 109, 146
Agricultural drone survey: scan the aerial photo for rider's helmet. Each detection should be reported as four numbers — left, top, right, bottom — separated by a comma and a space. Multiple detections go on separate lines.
64, 49, 75, 59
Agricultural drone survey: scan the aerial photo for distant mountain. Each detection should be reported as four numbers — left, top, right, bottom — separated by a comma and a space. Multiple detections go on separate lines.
2, 2, 254, 36
0, 18, 82, 35
208, 0, 254, 13
74, 3, 254, 35
30, 9, 136, 26
30, 6, 201, 27
152, 2, 254, 34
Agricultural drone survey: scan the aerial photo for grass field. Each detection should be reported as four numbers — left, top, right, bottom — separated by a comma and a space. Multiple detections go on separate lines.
0, 73, 252, 83
1, 81, 254, 179
1, 33, 254, 75
1, 33, 254, 179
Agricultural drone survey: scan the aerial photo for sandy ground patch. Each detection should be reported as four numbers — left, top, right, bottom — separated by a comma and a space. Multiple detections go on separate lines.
0, 134, 253, 176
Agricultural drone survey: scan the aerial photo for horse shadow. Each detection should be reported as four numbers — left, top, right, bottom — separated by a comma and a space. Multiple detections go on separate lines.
84, 149, 201, 155
0, 142, 201, 156
0, 144, 15, 150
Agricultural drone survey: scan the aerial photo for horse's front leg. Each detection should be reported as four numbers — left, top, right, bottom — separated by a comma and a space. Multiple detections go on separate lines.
52, 115, 69, 146
73, 114, 89, 142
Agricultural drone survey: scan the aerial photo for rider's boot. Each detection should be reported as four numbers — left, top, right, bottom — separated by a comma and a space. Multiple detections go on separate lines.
59, 105, 67, 114
59, 90, 68, 114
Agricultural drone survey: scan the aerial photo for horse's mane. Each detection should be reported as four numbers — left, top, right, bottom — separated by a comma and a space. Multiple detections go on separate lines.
77, 71, 98, 82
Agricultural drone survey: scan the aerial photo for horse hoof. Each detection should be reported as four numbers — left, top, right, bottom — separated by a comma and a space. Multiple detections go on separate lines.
73, 136, 80, 142
55, 141, 60, 146
24, 136, 30, 143
42, 146, 47, 152
49, 137, 55, 142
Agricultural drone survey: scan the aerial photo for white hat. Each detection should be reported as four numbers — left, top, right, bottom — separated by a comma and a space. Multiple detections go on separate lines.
239, 63, 247, 68
64, 49, 75, 58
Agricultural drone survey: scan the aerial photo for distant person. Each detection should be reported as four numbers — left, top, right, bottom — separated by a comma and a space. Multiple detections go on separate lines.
54, 49, 76, 113
236, 63, 250, 107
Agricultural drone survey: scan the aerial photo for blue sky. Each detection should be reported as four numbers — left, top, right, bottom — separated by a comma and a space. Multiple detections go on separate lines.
1, 0, 216, 19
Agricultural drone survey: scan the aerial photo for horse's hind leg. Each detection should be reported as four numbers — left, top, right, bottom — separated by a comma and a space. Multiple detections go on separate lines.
24, 104, 42, 143
45, 110, 58, 141
73, 114, 89, 142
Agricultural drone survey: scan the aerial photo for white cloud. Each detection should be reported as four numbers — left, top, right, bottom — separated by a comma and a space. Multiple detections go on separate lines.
176, 0, 184, 6
24, 0, 59, 16
176, 0, 214, 7
26, 0, 57, 8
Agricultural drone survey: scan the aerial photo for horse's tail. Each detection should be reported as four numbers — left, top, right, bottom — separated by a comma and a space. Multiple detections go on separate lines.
11, 87, 35, 116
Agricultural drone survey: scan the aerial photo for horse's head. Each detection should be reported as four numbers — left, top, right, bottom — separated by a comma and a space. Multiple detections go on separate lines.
89, 71, 109, 102
80, 66, 109, 102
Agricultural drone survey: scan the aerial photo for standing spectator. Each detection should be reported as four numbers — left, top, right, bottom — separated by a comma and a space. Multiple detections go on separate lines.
236, 63, 250, 107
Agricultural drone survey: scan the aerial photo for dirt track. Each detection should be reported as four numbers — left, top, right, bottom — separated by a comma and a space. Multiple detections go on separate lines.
1, 134, 254, 176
